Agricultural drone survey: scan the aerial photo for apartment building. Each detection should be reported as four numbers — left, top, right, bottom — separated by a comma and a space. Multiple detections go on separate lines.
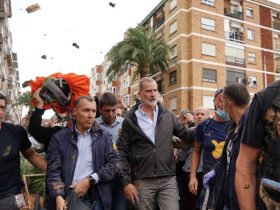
0, 0, 21, 123
90, 56, 132, 107
93, 0, 280, 113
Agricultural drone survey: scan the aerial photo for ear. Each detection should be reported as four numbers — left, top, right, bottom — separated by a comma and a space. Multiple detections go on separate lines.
72, 108, 77, 117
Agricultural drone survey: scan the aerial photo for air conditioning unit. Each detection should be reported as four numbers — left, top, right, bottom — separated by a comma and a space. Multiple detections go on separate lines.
247, 76, 257, 88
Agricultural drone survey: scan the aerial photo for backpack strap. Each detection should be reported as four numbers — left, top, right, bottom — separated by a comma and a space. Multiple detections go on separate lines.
202, 118, 213, 134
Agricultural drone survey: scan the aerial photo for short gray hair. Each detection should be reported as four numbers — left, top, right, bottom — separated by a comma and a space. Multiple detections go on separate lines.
74, 96, 94, 107
138, 77, 156, 91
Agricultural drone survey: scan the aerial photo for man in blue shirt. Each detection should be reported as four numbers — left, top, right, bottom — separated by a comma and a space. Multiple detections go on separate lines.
95, 92, 127, 210
47, 96, 120, 210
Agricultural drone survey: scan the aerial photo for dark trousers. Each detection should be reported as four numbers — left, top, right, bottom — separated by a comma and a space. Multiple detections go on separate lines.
0, 194, 19, 210
176, 161, 202, 210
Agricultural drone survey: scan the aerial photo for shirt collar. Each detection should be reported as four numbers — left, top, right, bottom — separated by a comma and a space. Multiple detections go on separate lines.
96, 116, 121, 127
137, 104, 158, 116
75, 126, 91, 136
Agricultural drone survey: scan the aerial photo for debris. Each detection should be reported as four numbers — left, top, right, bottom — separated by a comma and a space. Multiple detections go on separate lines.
26, 3, 41, 13
41, 55, 47, 59
109, 2, 116, 7
72, 42, 79, 49
22, 80, 31, 88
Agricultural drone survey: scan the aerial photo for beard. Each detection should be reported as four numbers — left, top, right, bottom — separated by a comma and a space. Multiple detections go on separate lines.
142, 98, 158, 107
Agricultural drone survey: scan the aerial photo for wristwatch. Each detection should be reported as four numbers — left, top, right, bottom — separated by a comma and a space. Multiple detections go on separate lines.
86, 175, 96, 185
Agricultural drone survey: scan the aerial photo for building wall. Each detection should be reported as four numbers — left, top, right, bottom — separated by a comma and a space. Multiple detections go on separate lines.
98, 0, 280, 114
0, 0, 21, 124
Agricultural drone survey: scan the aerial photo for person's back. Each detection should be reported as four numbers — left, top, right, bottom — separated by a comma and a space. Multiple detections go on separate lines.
235, 79, 280, 209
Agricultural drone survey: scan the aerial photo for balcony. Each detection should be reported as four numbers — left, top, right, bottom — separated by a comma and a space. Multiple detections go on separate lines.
122, 87, 131, 95
0, 6, 5, 19
273, 21, 280, 30
95, 80, 102, 86
154, 18, 165, 30
224, 31, 244, 43
224, 8, 243, 20
225, 55, 245, 67
112, 80, 121, 87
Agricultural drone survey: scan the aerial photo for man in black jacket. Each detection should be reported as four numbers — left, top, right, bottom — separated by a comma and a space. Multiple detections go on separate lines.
28, 88, 62, 150
117, 77, 195, 210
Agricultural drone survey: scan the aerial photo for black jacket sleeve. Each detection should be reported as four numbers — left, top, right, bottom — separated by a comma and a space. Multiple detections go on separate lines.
28, 108, 61, 150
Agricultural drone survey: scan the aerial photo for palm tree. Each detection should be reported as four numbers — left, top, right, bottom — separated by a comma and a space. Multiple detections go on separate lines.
106, 27, 172, 80
13, 91, 33, 128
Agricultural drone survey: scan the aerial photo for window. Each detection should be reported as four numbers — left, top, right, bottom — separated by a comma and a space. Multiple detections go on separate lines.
169, 70, 177, 84
246, 8, 254, 17
112, 87, 116, 94
201, 18, 215, 31
202, 43, 216, 56
201, 0, 215, 6
247, 29, 255, 40
248, 52, 256, 63
225, 44, 245, 64
170, 45, 177, 59
123, 95, 129, 105
96, 73, 101, 80
169, 21, 177, 35
203, 96, 215, 109
123, 80, 129, 88
169, 0, 177, 11
202, 68, 217, 82
227, 69, 246, 85
169, 97, 177, 111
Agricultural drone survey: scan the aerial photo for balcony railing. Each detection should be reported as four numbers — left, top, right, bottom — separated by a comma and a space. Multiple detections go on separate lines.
154, 18, 165, 30
273, 21, 280, 30
224, 8, 243, 20
224, 31, 244, 43
225, 56, 245, 66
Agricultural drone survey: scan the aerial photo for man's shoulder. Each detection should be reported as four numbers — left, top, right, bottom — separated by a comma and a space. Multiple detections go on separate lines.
52, 126, 71, 138
2, 122, 25, 131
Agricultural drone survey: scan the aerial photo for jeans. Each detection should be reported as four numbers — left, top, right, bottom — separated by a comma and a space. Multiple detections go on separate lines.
111, 176, 127, 210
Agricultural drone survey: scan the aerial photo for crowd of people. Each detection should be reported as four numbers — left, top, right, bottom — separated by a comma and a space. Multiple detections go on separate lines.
0, 76, 279, 210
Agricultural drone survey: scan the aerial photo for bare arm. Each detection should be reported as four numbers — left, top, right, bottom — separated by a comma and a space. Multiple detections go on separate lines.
189, 142, 202, 195
235, 143, 261, 210
22, 148, 47, 172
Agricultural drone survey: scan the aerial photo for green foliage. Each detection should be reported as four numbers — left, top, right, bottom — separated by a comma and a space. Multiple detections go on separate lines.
14, 91, 32, 108
107, 27, 172, 81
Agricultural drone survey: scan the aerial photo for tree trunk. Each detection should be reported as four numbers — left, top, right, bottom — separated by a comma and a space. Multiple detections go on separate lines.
140, 65, 149, 78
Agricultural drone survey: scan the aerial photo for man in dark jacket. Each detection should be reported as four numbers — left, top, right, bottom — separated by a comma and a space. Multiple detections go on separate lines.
117, 77, 195, 210
47, 96, 120, 210
236, 80, 280, 210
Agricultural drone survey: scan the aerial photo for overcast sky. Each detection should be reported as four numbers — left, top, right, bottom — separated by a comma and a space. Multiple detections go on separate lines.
9, 0, 280, 86
9, 0, 161, 85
